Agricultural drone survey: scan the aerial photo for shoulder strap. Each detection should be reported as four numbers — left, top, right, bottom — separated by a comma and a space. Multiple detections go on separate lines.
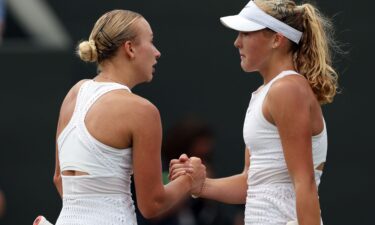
262, 70, 300, 95
76, 82, 131, 176
57, 80, 91, 147
81, 83, 130, 117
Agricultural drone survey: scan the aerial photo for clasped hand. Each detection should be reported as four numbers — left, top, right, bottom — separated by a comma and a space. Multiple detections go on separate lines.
169, 154, 206, 196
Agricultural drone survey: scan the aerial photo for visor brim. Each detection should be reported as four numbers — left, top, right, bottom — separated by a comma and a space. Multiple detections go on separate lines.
220, 15, 266, 32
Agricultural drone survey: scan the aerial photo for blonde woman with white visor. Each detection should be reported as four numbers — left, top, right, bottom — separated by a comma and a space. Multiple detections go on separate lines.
170, 0, 339, 224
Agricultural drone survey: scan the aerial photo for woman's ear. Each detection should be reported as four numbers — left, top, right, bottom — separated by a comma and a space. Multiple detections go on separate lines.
272, 33, 289, 48
123, 40, 136, 59
272, 33, 286, 49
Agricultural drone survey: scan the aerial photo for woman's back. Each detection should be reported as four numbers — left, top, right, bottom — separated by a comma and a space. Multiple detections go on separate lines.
55, 80, 137, 225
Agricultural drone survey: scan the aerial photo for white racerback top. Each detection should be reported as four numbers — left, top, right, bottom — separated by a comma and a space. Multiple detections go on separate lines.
243, 70, 327, 224
55, 80, 137, 225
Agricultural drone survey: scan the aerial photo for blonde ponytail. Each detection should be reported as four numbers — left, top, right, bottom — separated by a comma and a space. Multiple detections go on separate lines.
295, 4, 338, 104
255, 0, 340, 104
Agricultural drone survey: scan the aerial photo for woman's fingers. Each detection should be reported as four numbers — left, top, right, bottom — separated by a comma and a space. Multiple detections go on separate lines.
169, 154, 200, 181
170, 170, 188, 181
179, 153, 189, 162
169, 164, 193, 179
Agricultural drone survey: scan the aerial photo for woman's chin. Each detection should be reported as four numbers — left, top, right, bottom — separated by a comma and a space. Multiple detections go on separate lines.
146, 74, 154, 82
241, 64, 254, 73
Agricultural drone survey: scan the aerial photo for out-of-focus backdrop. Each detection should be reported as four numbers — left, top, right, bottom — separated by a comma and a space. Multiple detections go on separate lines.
0, 0, 372, 224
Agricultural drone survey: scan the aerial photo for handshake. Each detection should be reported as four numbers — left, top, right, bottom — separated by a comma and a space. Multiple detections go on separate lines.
169, 154, 207, 198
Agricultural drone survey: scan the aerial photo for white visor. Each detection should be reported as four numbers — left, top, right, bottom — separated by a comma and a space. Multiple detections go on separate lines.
220, 1, 302, 44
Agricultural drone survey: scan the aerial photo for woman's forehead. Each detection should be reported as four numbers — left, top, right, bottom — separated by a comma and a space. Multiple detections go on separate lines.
134, 18, 153, 36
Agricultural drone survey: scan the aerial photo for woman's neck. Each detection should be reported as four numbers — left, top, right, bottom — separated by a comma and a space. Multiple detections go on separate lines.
97, 62, 137, 89
259, 53, 296, 85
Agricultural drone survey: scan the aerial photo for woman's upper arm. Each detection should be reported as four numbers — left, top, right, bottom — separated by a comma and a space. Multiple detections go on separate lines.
266, 79, 315, 183
130, 100, 164, 206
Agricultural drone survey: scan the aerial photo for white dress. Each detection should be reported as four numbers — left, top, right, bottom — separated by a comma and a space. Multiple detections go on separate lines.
243, 71, 327, 225
55, 80, 137, 225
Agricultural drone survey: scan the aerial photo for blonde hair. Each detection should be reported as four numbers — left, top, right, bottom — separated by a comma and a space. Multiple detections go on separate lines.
77, 10, 142, 63
255, 0, 339, 104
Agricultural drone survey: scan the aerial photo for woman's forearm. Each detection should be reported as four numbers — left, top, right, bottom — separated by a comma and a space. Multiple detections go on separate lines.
139, 174, 192, 218
295, 182, 321, 225
200, 172, 248, 204
163, 174, 192, 206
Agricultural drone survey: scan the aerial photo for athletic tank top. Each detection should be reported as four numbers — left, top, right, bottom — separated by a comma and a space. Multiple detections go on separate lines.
243, 70, 327, 224
55, 80, 137, 225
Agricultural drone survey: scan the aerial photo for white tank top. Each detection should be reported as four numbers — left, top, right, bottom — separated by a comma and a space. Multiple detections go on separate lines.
243, 70, 327, 224
57, 80, 133, 196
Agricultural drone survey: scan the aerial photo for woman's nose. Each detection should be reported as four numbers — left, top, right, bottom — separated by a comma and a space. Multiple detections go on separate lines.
234, 33, 241, 48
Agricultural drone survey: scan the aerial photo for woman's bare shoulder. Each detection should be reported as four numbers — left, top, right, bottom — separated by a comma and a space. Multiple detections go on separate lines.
266, 75, 314, 112
104, 92, 161, 134
270, 76, 312, 101
107, 90, 160, 120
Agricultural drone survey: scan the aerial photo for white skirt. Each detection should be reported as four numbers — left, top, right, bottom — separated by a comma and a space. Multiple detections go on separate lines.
56, 194, 137, 225
245, 184, 297, 225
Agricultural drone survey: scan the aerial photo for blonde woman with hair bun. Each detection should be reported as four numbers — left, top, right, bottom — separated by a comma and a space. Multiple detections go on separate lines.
170, 0, 340, 224
48, 9, 206, 225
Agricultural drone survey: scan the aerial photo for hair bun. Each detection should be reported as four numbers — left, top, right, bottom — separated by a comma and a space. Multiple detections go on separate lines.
77, 40, 98, 62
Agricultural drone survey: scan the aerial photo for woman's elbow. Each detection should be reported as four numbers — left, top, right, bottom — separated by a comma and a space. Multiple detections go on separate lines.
293, 175, 317, 193
139, 209, 157, 219
138, 201, 162, 219
53, 174, 59, 183
53, 174, 61, 188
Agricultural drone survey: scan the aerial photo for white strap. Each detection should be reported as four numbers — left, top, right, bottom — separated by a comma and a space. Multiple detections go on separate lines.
240, 1, 302, 44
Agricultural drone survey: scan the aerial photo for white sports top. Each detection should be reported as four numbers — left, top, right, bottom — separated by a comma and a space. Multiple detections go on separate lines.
243, 70, 327, 224
55, 80, 137, 225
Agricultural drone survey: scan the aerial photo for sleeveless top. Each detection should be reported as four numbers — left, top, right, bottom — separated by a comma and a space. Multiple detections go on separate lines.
243, 70, 327, 225
55, 80, 137, 225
